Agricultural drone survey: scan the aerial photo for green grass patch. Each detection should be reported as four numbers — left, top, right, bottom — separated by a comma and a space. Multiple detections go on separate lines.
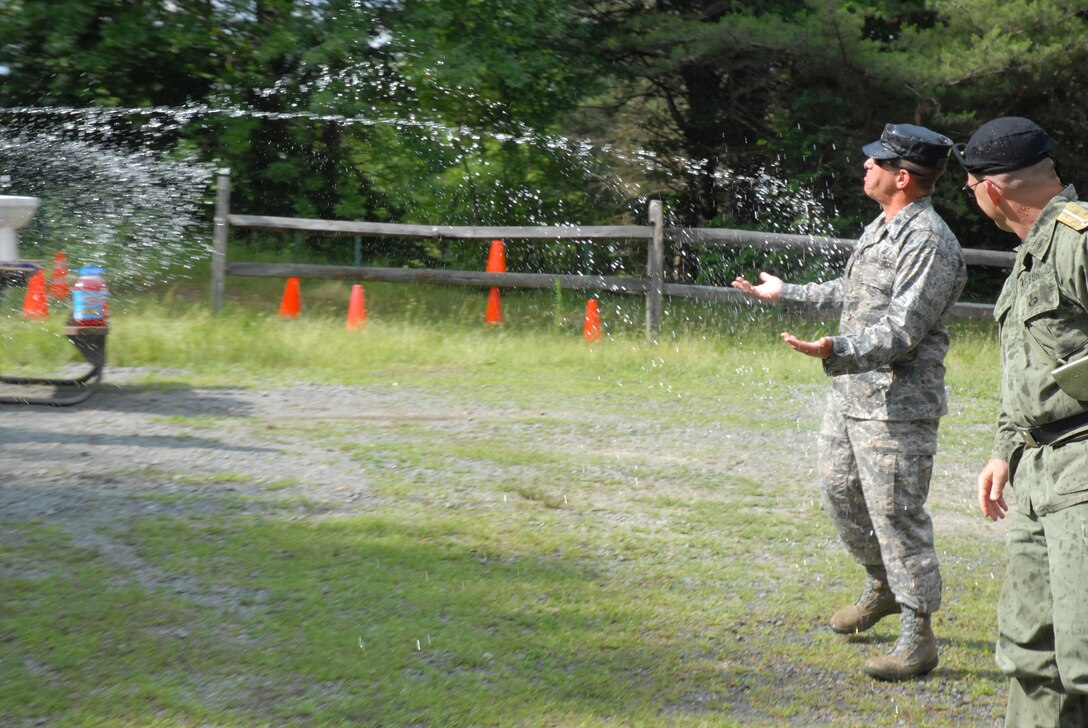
0, 278, 1007, 725
0, 502, 1005, 726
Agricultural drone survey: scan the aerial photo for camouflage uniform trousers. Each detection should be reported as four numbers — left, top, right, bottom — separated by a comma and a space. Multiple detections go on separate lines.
996, 439, 1088, 722
818, 402, 942, 614
998, 487, 1088, 726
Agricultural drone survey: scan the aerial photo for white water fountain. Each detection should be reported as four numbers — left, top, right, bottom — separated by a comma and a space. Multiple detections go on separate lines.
0, 194, 40, 261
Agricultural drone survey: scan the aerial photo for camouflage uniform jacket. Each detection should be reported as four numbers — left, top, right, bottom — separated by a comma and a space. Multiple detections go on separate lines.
779, 197, 967, 421
992, 185, 1088, 513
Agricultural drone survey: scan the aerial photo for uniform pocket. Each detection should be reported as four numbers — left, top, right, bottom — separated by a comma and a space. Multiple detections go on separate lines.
853, 259, 894, 295
1018, 275, 1060, 321
1047, 439, 1088, 499
845, 259, 895, 325
863, 450, 934, 515
1018, 275, 1088, 362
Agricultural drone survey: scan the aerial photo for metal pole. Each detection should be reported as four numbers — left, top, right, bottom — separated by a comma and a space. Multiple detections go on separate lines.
645, 200, 664, 339
211, 168, 231, 314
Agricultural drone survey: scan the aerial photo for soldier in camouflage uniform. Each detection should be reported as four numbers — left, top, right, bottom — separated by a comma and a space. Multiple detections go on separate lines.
961, 117, 1088, 727
733, 123, 967, 681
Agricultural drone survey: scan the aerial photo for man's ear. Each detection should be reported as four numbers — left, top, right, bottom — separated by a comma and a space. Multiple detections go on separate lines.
984, 179, 1002, 205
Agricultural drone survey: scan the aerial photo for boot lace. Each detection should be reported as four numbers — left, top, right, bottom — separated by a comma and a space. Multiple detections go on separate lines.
858, 574, 888, 607
892, 609, 920, 656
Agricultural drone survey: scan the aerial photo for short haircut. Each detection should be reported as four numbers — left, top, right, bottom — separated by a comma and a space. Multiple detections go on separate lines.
988, 157, 1056, 193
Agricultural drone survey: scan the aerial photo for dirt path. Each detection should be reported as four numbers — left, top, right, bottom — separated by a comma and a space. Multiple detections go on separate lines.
1, 369, 450, 528
0, 365, 1007, 575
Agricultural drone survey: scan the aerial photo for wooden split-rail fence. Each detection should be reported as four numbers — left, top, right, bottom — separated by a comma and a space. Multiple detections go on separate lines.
211, 170, 1011, 337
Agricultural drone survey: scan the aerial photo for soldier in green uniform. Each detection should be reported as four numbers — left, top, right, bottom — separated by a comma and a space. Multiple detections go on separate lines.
961, 117, 1088, 727
733, 123, 966, 681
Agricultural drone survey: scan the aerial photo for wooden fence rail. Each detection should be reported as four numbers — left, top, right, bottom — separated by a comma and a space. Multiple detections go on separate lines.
211, 170, 1010, 336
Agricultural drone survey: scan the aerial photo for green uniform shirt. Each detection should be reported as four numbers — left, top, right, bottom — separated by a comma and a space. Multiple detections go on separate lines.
993, 185, 1088, 513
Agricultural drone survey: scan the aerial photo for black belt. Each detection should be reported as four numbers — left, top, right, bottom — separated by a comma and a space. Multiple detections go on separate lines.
1017, 410, 1088, 447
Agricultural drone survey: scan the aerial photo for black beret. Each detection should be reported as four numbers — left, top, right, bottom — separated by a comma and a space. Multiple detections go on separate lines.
954, 117, 1052, 175
862, 123, 953, 169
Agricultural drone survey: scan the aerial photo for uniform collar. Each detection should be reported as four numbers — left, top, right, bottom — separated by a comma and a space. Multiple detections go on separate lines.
867, 196, 931, 242
1022, 185, 1078, 259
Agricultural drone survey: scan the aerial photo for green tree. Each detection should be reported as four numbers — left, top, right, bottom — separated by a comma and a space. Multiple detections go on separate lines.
0, 0, 229, 107
571, 0, 1088, 283
3, 0, 1087, 287
576, 1, 941, 222
569, 1, 928, 279
878, 0, 1088, 254
0, 0, 618, 251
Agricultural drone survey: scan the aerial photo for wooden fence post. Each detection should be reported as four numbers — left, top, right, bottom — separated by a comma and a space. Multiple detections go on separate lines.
211, 168, 231, 314
645, 200, 665, 339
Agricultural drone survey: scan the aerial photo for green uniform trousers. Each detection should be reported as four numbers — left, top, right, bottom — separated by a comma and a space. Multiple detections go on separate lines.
999, 501, 1088, 727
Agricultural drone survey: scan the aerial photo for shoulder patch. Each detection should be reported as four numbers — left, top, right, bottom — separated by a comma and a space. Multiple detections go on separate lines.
1057, 201, 1088, 231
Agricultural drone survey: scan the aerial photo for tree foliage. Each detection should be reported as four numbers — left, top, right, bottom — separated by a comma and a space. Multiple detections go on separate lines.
1, 0, 1086, 282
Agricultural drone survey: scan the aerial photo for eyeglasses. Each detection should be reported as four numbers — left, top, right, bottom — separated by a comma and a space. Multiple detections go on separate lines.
962, 178, 987, 202
875, 158, 933, 180
875, 159, 904, 172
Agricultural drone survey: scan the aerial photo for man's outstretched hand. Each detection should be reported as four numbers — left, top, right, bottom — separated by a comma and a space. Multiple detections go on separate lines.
731, 272, 783, 302
732, 273, 831, 359
780, 332, 833, 359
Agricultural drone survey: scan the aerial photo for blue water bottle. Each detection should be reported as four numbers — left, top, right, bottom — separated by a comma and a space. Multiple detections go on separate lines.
72, 266, 108, 326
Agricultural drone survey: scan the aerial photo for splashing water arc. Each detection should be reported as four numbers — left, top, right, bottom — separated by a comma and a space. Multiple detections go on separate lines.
0, 120, 213, 293
1, 81, 842, 306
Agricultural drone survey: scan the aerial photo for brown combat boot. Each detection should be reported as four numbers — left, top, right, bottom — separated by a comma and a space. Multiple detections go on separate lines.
862, 607, 939, 681
829, 575, 900, 634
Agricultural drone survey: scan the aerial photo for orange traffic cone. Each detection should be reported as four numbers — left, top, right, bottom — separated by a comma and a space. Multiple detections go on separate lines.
49, 251, 70, 300
485, 239, 505, 326
583, 299, 602, 342
486, 239, 506, 273
346, 284, 367, 329
279, 277, 301, 317
485, 287, 503, 325
22, 270, 49, 320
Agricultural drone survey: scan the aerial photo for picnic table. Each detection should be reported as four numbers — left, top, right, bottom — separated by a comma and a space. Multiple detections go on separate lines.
0, 262, 108, 406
